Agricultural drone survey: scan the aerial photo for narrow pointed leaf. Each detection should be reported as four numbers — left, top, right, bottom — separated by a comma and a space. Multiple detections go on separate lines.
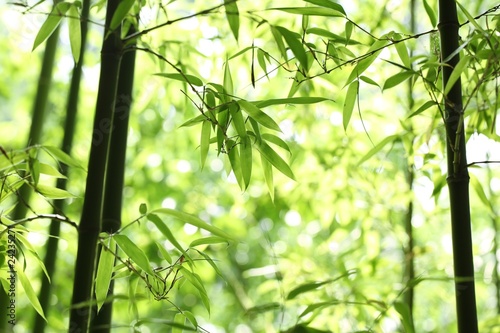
270, 7, 344, 17
32, 2, 71, 51
189, 236, 228, 247
271, 26, 287, 60
16, 261, 46, 320
224, 0, 239, 41
395, 40, 411, 68
254, 97, 332, 108
343, 80, 358, 130
223, 59, 234, 101
261, 153, 274, 201
68, 4, 81, 63
114, 234, 154, 275
240, 135, 252, 189
147, 213, 186, 255
262, 133, 290, 152
227, 139, 244, 189
275, 26, 308, 69
383, 71, 415, 90
155, 73, 203, 86
423, 0, 437, 27
358, 134, 400, 165
35, 183, 76, 199
444, 55, 471, 95
42, 145, 85, 170
303, 0, 346, 14
229, 103, 247, 138
95, 238, 115, 311
256, 141, 295, 180
407, 100, 438, 118
110, 0, 135, 31
345, 39, 389, 85
238, 100, 281, 132
150, 208, 235, 241
200, 120, 211, 169
156, 241, 172, 264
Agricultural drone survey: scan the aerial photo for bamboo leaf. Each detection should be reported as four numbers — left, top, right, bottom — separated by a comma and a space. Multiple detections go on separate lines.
240, 135, 252, 189
358, 134, 400, 165
444, 55, 471, 95
183, 311, 198, 328
275, 26, 308, 69
42, 145, 85, 170
147, 213, 186, 255
359, 75, 379, 87
229, 103, 247, 138
37, 162, 66, 178
270, 7, 344, 17
200, 120, 211, 169
262, 133, 291, 153
223, 58, 234, 101
224, 0, 239, 41
149, 208, 235, 241
110, 0, 135, 31
306, 27, 360, 45
394, 40, 411, 68
154, 73, 203, 87
156, 241, 172, 264
179, 267, 210, 314
343, 80, 358, 130
95, 238, 115, 312
113, 234, 154, 275
180, 114, 206, 127
423, 0, 437, 27
395, 301, 415, 333
35, 183, 76, 199
32, 2, 71, 51
192, 249, 225, 280
345, 21, 353, 45
287, 271, 355, 300
407, 100, 438, 118
261, 153, 274, 201
227, 139, 244, 189
256, 141, 295, 180
238, 100, 281, 132
345, 39, 389, 86
68, 4, 81, 63
254, 97, 332, 108
16, 261, 46, 320
270, 26, 287, 61
303, 0, 346, 14
189, 236, 228, 247
383, 71, 415, 90
456, 1, 483, 32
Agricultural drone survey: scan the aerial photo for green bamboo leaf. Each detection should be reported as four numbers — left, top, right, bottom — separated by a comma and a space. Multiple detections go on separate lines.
288, 271, 355, 300
261, 133, 291, 152
306, 27, 360, 45
38, 162, 66, 178
395, 301, 415, 333
395, 40, 411, 68
303, 0, 345, 14
32, 2, 71, 51
456, 1, 483, 32
223, 59, 234, 101
407, 100, 438, 118
299, 301, 341, 318
270, 7, 344, 17
257, 48, 270, 77
147, 214, 186, 255
275, 26, 308, 69
227, 139, 244, 188
270, 26, 287, 61
345, 39, 389, 85
172, 313, 185, 333
229, 103, 247, 138
224, 0, 239, 41
95, 238, 115, 311
359, 75, 379, 87
256, 141, 295, 180
423, 0, 437, 27
156, 241, 172, 264
444, 55, 471, 95
261, 153, 274, 201
35, 183, 76, 199
16, 261, 46, 320
113, 234, 154, 275
68, 4, 81, 63
134, 318, 196, 330
345, 21, 353, 45
149, 208, 235, 241
110, 0, 135, 31
383, 71, 415, 90
30, 158, 40, 186
183, 311, 198, 328
154, 73, 203, 87
200, 120, 211, 169
254, 97, 332, 108
42, 145, 85, 170
180, 114, 206, 127
238, 100, 281, 132
189, 236, 228, 247
240, 135, 252, 189
358, 134, 400, 165
343, 80, 358, 130
470, 174, 494, 213
179, 267, 210, 314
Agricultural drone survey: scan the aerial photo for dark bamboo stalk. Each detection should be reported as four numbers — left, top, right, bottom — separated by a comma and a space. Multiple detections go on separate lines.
438, 1, 478, 332
68, 0, 122, 331
33, 0, 90, 331
91, 24, 137, 333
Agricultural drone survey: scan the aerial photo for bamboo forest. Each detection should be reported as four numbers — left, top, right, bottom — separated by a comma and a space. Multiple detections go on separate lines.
1, 0, 500, 332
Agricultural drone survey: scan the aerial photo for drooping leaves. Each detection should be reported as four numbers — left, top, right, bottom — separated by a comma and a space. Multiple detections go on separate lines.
32, 2, 72, 51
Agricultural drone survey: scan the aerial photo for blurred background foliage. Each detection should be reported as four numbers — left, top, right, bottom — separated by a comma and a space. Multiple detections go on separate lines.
1, 0, 500, 332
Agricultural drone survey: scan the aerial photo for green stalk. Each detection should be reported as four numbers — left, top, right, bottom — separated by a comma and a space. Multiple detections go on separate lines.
68, 0, 122, 330
438, 1, 478, 332
33, 0, 90, 331
0, 2, 61, 332
91, 23, 137, 333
